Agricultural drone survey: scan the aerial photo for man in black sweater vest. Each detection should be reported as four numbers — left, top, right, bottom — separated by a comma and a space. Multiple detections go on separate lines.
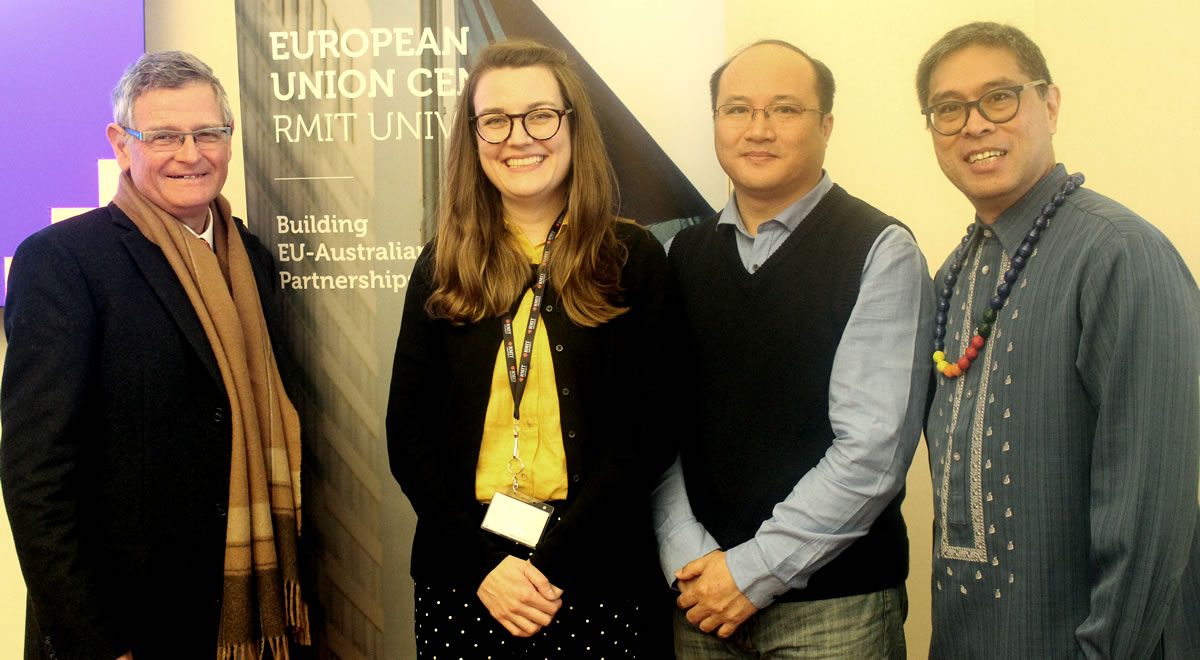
652, 40, 934, 658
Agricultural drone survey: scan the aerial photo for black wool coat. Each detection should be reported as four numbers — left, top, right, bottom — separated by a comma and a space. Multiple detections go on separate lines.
1, 203, 286, 660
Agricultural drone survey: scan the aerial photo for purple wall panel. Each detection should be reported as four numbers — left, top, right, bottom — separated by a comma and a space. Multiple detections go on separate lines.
0, 1, 144, 303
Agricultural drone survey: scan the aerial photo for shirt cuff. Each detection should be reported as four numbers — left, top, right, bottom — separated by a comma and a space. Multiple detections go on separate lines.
726, 540, 793, 609
658, 523, 721, 588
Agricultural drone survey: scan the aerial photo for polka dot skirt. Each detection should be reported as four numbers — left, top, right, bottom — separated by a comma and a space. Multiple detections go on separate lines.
414, 581, 649, 659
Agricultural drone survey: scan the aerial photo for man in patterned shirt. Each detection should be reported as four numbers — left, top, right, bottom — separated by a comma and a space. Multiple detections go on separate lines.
917, 21, 1200, 658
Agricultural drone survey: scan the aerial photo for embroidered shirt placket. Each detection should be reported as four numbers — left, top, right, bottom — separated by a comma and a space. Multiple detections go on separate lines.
938, 237, 1007, 563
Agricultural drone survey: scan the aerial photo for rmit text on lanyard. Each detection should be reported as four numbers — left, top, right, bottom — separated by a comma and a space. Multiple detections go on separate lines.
500, 208, 567, 495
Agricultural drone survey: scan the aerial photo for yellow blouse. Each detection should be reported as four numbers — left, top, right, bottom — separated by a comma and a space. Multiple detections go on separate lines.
474, 223, 569, 503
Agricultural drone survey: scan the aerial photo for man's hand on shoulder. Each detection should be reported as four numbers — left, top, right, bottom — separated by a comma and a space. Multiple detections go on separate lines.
674, 550, 758, 638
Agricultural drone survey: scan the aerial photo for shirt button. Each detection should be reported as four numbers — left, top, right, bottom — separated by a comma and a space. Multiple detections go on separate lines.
554, 344, 563, 352
561, 387, 570, 396
545, 304, 553, 312
572, 474, 580, 483
953, 451, 962, 461
213, 407, 225, 422
216, 503, 227, 517
966, 390, 974, 399
751, 264, 760, 272
983, 229, 993, 238
567, 430, 576, 439
981, 265, 990, 275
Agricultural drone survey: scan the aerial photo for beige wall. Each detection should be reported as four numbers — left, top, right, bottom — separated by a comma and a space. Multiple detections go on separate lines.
724, 1, 1200, 654
0, 318, 18, 657
727, 0, 1200, 279
2, 1, 1197, 657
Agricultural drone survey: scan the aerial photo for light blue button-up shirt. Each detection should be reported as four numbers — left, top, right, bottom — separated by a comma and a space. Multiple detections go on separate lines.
654, 172, 935, 608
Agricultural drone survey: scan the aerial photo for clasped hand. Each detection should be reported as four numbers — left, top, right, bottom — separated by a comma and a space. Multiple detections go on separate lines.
477, 555, 564, 637
675, 549, 758, 638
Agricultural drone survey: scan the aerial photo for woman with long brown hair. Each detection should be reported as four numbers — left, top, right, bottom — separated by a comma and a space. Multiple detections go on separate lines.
386, 39, 674, 657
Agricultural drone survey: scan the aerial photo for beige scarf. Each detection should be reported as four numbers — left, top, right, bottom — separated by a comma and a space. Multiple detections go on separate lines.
113, 173, 309, 658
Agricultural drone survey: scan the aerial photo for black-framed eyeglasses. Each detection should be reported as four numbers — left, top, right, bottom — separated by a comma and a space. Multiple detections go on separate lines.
123, 126, 233, 152
714, 103, 824, 125
921, 80, 1047, 136
470, 108, 573, 144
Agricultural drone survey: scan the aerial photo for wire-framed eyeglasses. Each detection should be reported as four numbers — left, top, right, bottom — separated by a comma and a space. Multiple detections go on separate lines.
123, 126, 233, 152
714, 103, 825, 126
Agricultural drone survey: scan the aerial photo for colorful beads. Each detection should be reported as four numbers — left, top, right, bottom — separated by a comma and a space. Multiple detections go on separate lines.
932, 173, 1084, 380
932, 332, 986, 375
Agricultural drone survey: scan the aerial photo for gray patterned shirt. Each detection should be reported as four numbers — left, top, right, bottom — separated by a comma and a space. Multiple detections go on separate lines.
927, 164, 1200, 658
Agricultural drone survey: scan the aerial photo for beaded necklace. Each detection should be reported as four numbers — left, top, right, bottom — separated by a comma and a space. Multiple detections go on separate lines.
932, 173, 1085, 378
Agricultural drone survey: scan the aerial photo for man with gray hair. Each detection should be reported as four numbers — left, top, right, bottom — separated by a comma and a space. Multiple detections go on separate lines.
1, 51, 309, 659
916, 21, 1200, 658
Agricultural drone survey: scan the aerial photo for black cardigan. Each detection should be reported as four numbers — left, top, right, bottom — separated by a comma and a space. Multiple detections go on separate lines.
386, 222, 677, 592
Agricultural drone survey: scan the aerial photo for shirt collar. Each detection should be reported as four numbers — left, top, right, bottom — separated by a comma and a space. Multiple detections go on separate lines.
981, 163, 1067, 256
181, 207, 215, 248
716, 170, 834, 236
505, 216, 568, 264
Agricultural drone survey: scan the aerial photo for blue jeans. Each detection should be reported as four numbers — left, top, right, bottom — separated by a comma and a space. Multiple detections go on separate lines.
673, 585, 907, 659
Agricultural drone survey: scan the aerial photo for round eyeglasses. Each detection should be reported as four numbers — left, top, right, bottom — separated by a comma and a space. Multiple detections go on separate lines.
922, 80, 1047, 136
124, 126, 233, 152
470, 108, 573, 144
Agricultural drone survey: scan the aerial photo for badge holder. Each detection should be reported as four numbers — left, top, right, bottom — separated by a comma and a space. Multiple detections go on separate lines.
481, 490, 554, 548
481, 455, 554, 548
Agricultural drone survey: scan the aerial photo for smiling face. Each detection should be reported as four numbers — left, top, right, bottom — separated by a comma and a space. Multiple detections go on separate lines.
106, 81, 232, 231
472, 66, 572, 217
927, 45, 1060, 222
714, 44, 833, 222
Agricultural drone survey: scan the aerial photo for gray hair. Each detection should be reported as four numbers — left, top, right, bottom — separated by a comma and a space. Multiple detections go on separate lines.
111, 51, 233, 128
916, 22, 1052, 109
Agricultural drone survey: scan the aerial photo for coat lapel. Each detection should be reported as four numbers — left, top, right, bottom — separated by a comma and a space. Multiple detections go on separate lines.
109, 205, 227, 392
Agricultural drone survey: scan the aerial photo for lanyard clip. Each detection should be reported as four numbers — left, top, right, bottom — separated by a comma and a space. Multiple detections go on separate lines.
509, 418, 524, 494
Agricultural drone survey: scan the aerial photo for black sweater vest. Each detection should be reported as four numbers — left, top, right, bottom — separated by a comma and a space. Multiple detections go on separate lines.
670, 184, 909, 602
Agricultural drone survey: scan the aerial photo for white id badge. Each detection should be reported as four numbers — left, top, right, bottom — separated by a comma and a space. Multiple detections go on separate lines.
481, 491, 554, 548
